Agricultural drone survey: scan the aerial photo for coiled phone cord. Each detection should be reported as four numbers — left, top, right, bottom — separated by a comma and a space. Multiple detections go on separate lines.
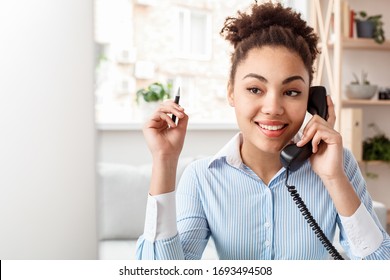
285, 168, 344, 260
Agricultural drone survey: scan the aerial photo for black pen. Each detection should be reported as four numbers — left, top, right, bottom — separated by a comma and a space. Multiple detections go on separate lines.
171, 87, 180, 123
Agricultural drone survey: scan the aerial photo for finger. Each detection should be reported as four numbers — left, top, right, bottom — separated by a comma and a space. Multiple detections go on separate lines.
159, 100, 184, 111
158, 101, 185, 119
311, 127, 342, 153
170, 108, 185, 120
311, 133, 323, 153
144, 111, 168, 130
176, 111, 189, 130
296, 131, 314, 147
296, 117, 319, 147
159, 112, 177, 128
146, 105, 178, 127
296, 117, 328, 147
326, 95, 336, 128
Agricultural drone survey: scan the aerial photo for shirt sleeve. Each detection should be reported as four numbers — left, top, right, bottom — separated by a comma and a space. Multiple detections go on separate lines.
136, 160, 211, 260
143, 191, 178, 242
339, 148, 390, 260
339, 203, 383, 257
136, 191, 185, 260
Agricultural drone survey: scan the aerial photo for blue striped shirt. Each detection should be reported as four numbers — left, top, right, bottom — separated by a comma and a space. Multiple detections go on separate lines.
136, 133, 390, 260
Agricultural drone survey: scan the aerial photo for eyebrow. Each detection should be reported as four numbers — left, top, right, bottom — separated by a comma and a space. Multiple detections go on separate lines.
243, 73, 306, 85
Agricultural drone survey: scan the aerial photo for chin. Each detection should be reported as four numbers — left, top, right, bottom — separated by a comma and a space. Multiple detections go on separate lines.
256, 140, 286, 155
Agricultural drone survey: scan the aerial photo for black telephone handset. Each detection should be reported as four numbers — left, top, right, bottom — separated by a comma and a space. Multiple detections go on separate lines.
280, 86, 328, 171
279, 86, 344, 260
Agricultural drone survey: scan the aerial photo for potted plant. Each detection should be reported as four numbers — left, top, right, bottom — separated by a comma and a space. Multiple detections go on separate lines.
136, 81, 172, 119
136, 81, 172, 103
354, 11, 385, 44
345, 71, 378, 99
362, 123, 390, 178
363, 123, 390, 162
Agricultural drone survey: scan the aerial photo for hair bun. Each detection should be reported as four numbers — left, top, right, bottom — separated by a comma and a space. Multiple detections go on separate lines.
221, 2, 313, 49
221, 2, 319, 84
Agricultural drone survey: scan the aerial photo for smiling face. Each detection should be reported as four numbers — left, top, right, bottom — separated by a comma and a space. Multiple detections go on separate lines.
228, 46, 309, 160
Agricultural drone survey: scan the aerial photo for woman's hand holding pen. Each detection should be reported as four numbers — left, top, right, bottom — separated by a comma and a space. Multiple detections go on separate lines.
143, 100, 188, 160
143, 100, 188, 195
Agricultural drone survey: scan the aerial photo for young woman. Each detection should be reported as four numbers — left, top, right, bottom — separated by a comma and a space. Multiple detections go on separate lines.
136, 2, 390, 260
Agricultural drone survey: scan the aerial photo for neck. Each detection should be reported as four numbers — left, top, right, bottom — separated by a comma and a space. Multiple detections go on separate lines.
241, 145, 283, 185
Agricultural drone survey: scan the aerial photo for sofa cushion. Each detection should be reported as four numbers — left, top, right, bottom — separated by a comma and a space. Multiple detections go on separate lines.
99, 238, 218, 260
372, 201, 387, 229
98, 162, 151, 240
98, 157, 204, 241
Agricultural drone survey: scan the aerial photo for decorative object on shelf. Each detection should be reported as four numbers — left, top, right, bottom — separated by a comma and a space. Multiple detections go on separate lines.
354, 11, 385, 44
378, 87, 390, 100
362, 123, 390, 178
136, 81, 172, 119
345, 71, 377, 99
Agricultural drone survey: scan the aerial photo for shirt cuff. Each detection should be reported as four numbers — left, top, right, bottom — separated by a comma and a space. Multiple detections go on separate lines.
143, 191, 177, 242
340, 203, 383, 258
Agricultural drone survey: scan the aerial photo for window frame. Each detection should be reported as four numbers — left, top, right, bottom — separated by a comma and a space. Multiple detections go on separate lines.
175, 7, 212, 61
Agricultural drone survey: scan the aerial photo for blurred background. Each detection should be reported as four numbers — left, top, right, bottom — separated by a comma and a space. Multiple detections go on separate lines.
0, 0, 389, 259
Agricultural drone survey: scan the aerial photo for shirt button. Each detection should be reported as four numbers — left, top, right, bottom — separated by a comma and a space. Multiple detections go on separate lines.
264, 222, 271, 228
265, 240, 271, 247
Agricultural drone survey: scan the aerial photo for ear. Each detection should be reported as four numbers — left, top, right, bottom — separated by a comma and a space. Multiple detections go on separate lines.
227, 82, 234, 107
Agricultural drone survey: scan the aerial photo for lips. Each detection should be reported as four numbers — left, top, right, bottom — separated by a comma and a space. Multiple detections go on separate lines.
255, 121, 287, 137
258, 124, 285, 131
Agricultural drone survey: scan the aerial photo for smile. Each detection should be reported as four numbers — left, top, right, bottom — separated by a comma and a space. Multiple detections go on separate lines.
258, 124, 285, 131
255, 121, 288, 138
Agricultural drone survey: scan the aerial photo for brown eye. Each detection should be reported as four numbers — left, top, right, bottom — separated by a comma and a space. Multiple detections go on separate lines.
285, 90, 301, 97
248, 87, 262, 95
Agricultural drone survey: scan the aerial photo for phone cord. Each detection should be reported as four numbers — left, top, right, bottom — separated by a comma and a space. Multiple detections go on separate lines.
285, 168, 344, 260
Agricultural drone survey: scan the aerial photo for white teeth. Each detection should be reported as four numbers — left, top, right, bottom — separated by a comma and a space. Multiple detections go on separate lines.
259, 124, 284, 131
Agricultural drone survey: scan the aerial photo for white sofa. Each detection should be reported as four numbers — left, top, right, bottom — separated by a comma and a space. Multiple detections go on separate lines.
98, 156, 217, 260
97, 157, 387, 260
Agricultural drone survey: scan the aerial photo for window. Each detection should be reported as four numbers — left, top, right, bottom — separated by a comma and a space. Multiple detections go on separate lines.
94, 0, 310, 126
176, 8, 212, 60
281, 0, 309, 20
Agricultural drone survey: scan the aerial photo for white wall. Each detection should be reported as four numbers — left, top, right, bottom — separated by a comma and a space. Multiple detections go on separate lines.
0, 0, 97, 259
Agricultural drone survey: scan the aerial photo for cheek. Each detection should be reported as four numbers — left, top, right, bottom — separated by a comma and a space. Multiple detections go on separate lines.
290, 107, 307, 127
234, 98, 258, 117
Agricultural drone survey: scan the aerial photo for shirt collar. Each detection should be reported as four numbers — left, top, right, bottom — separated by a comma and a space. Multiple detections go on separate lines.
208, 132, 243, 169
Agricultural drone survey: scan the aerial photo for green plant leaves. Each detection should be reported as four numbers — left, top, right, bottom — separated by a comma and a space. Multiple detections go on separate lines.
136, 81, 172, 103
363, 124, 390, 162
354, 11, 385, 44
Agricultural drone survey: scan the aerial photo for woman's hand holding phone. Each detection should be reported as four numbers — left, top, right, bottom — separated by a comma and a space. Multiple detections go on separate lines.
296, 95, 344, 180
297, 95, 361, 216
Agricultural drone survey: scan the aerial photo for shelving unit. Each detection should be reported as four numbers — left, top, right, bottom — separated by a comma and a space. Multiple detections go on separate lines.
311, 0, 390, 136
313, 0, 390, 224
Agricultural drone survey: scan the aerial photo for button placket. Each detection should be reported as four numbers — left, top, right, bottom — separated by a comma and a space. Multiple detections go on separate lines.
264, 187, 274, 254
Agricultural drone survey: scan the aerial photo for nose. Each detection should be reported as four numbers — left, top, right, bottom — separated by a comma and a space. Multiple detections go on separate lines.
261, 92, 284, 115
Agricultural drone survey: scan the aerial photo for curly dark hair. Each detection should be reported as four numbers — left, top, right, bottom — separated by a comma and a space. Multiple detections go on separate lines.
220, 2, 319, 85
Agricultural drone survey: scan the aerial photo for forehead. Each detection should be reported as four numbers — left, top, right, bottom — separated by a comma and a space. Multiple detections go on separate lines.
235, 46, 309, 81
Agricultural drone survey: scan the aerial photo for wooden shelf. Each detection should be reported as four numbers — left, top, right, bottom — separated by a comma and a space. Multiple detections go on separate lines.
325, 38, 390, 50
358, 160, 390, 166
342, 99, 390, 106
342, 38, 390, 50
